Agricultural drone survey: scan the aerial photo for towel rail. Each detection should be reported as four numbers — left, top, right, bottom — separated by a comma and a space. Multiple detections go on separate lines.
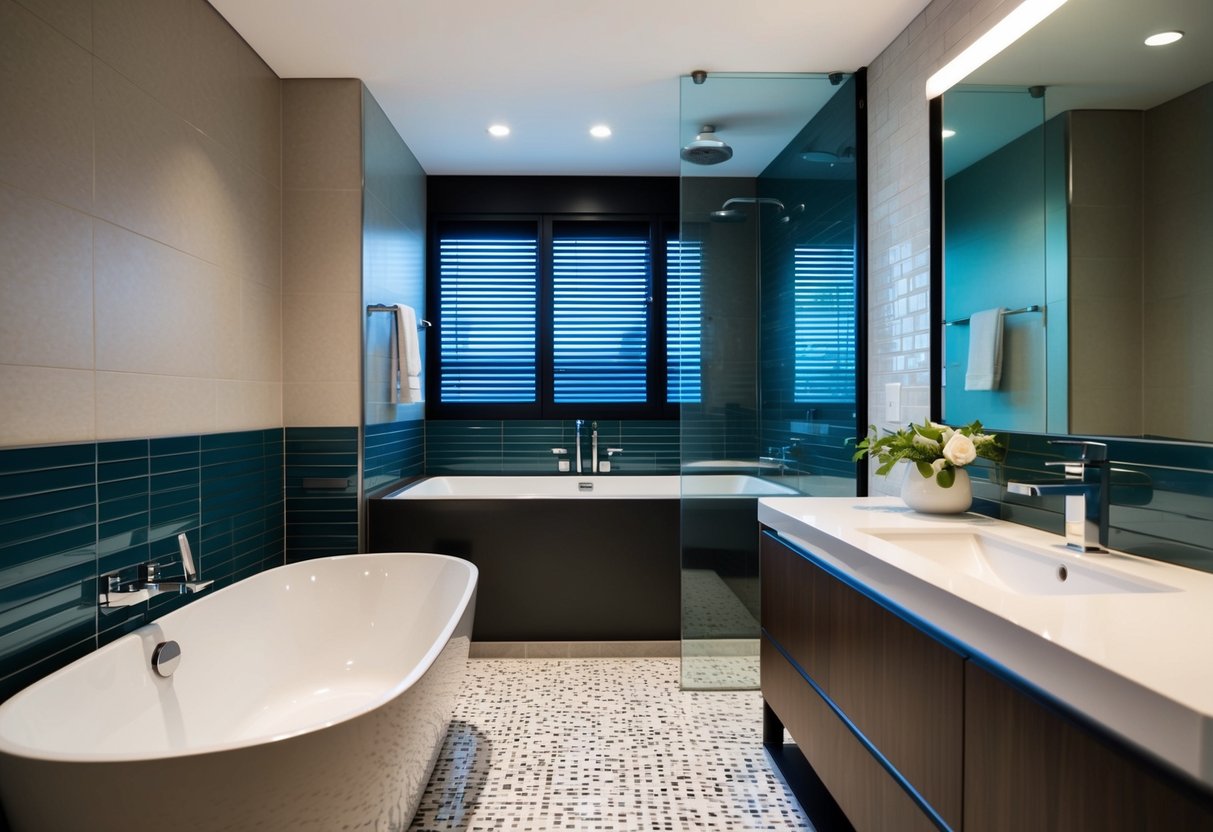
366, 304, 431, 328
944, 304, 1043, 327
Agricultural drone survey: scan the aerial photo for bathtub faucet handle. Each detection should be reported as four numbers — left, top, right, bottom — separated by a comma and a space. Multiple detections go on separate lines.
177, 533, 197, 582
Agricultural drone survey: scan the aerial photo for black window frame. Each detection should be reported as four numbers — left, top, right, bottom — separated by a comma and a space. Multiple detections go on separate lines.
426, 212, 680, 420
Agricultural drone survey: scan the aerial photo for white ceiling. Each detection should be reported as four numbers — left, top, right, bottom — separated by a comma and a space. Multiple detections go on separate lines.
209, 0, 931, 176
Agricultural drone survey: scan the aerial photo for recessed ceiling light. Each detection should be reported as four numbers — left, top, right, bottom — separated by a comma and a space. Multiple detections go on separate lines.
590, 124, 612, 138
1144, 30, 1184, 46
942, 128, 957, 138
487, 124, 510, 137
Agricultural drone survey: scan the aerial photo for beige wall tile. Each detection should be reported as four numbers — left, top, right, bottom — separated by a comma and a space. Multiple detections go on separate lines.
282, 381, 359, 427
240, 279, 282, 382
215, 380, 280, 431
0, 184, 93, 369
94, 221, 240, 378
0, 364, 94, 446
13, 0, 91, 50
95, 371, 216, 439
282, 79, 363, 190
0, 0, 93, 211
93, 0, 191, 120
283, 188, 363, 294
185, 0, 281, 184
282, 292, 361, 383
94, 60, 221, 263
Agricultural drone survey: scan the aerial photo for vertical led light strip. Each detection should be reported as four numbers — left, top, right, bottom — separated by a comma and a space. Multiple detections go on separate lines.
924, 0, 1069, 99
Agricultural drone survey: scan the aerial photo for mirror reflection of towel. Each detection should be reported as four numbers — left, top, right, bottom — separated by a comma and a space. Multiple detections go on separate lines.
964, 307, 1005, 391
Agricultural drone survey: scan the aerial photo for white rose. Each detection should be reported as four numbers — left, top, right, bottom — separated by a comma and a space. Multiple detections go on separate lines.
942, 432, 977, 466
912, 432, 940, 453
940, 427, 956, 445
931, 458, 948, 473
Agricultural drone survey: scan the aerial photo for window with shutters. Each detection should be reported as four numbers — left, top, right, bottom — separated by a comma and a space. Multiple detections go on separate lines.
793, 246, 856, 403
428, 216, 692, 418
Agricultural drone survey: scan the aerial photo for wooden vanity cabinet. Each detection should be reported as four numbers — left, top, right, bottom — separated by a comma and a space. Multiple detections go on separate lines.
964, 662, 1213, 831
762, 529, 1213, 831
761, 531, 964, 830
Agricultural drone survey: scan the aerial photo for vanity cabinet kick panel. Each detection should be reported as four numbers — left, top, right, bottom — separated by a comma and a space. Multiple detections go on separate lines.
760, 533, 964, 829
965, 662, 1213, 832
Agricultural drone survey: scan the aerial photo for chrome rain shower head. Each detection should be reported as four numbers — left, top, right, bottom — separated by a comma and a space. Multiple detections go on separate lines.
707, 197, 785, 223
681, 125, 734, 165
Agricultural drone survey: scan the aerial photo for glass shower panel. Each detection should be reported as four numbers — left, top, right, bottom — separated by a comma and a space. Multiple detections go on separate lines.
679, 73, 860, 690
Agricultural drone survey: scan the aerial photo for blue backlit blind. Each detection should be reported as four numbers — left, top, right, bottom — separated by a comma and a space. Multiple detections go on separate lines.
666, 238, 702, 403
794, 246, 856, 403
437, 230, 538, 403
552, 226, 650, 403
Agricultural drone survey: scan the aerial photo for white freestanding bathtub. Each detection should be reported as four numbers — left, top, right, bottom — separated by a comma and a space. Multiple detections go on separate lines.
0, 552, 477, 832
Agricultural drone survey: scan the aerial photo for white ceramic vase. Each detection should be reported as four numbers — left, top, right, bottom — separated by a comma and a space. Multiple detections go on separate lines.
900, 464, 972, 514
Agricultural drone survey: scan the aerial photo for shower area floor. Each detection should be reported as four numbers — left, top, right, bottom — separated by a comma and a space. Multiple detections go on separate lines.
409, 658, 812, 831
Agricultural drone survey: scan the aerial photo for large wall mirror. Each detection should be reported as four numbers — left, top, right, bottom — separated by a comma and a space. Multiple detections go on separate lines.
935, 0, 1213, 442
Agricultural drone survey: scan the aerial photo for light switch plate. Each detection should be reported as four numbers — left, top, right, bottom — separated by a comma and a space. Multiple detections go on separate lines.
885, 383, 902, 422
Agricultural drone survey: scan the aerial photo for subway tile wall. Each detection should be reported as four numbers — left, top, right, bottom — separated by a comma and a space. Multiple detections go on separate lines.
364, 421, 425, 494
866, 0, 1017, 495
285, 427, 360, 561
0, 429, 284, 701
426, 421, 680, 475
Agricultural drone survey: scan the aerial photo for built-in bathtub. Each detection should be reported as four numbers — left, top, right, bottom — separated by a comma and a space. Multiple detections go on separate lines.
0, 552, 477, 832
368, 474, 797, 642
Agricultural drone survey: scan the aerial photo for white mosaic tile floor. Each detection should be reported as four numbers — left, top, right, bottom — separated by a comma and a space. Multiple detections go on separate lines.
410, 658, 813, 831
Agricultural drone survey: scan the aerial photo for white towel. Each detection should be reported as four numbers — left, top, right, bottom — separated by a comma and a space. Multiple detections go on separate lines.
964, 307, 1005, 391
390, 304, 424, 404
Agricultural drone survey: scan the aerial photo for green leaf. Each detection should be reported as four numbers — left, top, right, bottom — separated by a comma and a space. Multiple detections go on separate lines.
915, 461, 933, 479
937, 466, 955, 488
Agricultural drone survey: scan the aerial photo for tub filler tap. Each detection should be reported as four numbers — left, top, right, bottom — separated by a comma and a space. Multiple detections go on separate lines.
99, 534, 214, 608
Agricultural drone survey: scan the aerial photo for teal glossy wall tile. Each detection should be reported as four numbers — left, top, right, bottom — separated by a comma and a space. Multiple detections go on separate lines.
364, 420, 423, 493
426, 419, 680, 475
285, 426, 358, 562
0, 429, 285, 701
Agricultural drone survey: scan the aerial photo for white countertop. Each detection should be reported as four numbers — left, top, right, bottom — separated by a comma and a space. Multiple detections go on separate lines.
757, 496, 1213, 787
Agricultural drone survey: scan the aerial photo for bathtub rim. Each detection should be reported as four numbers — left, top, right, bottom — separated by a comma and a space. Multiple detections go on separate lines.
0, 552, 477, 765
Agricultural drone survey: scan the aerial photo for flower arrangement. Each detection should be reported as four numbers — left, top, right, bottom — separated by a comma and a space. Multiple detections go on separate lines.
853, 419, 1004, 487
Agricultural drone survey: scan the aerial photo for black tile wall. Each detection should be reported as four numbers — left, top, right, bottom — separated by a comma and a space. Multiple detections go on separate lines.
285, 427, 359, 561
426, 420, 680, 475
967, 432, 1213, 574
0, 429, 284, 702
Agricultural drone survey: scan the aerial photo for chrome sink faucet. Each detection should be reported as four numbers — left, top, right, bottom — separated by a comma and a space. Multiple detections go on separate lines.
591, 420, 599, 473
1007, 440, 1110, 552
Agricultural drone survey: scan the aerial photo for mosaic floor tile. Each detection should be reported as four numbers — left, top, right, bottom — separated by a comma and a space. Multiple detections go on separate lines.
410, 658, 813, 831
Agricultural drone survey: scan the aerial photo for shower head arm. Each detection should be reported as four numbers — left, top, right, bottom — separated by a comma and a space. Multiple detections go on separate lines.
719, 197, 786, 213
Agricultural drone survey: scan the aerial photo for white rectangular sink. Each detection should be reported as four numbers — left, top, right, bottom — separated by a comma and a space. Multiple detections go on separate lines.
865, 530, 1176, 596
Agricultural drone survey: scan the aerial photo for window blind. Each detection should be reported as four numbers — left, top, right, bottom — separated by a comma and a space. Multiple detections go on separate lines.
551, 227, 651, 404
437, 233, 539, 403
794, 246, 856, 403
666, 238, 702, 403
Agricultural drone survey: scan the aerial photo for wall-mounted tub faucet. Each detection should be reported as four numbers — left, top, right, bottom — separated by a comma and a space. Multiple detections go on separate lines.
574, 420, 585, 473
99, 534, 214, 608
